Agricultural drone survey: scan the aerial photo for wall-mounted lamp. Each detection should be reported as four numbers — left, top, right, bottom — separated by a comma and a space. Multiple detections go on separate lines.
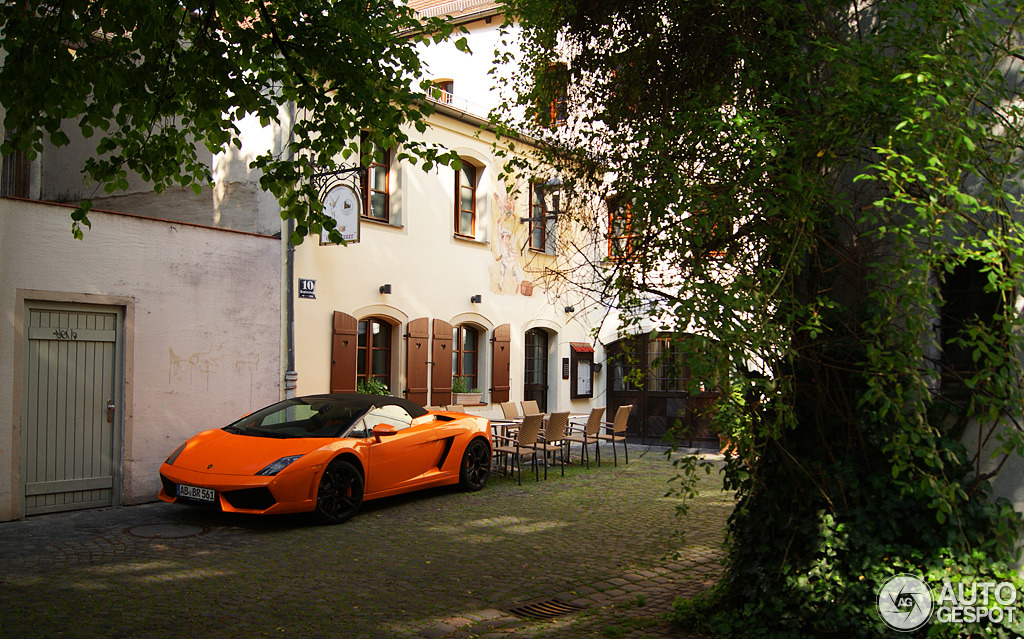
520, 175, 563, 223
564, 306, 575, 313
593, 363, 603, 373
470, 294, 482, 304
379, 284, 392, 294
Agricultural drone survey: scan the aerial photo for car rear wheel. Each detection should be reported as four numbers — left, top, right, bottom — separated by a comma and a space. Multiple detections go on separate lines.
315, 459, 364, 524
459, 438, 491, 491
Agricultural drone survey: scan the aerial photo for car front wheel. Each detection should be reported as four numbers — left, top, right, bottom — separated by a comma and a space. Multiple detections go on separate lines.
459, 438, 491, 491
314, 459, 364, 524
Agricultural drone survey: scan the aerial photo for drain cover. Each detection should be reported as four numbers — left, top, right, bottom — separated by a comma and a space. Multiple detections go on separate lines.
506, 599, 586, 620
126, 524, 205, 539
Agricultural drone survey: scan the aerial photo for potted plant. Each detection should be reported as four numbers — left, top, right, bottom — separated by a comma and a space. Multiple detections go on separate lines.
451, 376, 482, 405
357, 378, 390, 396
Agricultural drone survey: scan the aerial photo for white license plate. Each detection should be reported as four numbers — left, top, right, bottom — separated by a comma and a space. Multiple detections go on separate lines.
177, 484, 215, 502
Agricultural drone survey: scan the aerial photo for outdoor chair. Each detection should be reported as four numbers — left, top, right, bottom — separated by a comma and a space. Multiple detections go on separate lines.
520, 400, 540, 415
492, 413, 543, 485
446, 404, 465, 413
597, 405, 632, 466
500, 401, 522, 421
563, 407, 605, 469
498, 401, 523, 438
535, 411, 570, 479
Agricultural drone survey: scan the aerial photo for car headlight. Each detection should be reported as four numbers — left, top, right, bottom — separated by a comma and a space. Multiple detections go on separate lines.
165, 443, 187, 466
256, 455, 304, 476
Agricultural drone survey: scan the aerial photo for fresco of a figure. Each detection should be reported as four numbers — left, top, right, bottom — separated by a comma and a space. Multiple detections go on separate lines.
490, 177, 532, 295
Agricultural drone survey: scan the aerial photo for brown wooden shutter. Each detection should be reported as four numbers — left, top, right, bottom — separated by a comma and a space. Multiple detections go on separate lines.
405, 318, 430, 405
431, 319, 454, 406
331, 311, 358, 393
491, 323, 511, 403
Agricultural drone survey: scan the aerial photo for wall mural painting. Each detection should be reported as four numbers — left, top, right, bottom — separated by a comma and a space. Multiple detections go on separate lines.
490, 177, 533, 296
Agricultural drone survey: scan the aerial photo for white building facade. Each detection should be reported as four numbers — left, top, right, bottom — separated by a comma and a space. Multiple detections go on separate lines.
0, 0, 616, 521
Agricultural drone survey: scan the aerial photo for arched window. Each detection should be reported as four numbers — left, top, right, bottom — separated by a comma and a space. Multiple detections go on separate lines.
452, 324, 479, 390
455, 162, 477, 238
432, 79, 454, 103
357, 317, 392, 389
361, 132, 390, 222
528, 180, 549, 252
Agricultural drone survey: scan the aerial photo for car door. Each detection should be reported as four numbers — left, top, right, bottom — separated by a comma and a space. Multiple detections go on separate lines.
362, 407, 443, 495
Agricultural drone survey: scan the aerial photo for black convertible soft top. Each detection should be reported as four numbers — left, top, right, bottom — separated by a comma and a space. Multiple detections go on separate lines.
300, 393, 429, 419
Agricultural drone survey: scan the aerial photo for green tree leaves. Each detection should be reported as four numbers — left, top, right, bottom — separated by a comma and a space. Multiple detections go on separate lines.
503, 0, 1024, 635
0, 0, 462, 239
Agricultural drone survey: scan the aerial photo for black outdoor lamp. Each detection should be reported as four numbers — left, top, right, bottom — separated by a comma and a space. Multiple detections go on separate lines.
521, 176, 563, 223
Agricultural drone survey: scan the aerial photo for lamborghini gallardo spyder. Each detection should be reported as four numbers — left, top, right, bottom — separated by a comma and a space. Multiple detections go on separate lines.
158, 394, 492, 523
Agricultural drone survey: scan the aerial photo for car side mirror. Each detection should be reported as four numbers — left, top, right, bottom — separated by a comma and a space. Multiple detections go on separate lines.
372, 423, 398, 443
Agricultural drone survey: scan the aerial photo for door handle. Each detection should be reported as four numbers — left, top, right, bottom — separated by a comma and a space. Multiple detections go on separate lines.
106, 400, 115, 424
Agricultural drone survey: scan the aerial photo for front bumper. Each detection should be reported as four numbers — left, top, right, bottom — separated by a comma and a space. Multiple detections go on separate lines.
158, 463, 320, 515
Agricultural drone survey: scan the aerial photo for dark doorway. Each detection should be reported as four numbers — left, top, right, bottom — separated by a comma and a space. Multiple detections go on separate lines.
524, 328, 549, 412
606, 333, 718, 446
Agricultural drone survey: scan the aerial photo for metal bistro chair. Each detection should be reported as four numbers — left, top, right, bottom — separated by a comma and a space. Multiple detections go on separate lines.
563, 407, 605, 469
535, 411, 569, 479
597, 405, 632, 466
492, 413, 543, 485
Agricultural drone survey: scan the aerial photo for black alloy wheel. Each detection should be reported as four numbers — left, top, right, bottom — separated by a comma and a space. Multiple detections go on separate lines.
314, 459, 364, 524
459, 438, 491, 491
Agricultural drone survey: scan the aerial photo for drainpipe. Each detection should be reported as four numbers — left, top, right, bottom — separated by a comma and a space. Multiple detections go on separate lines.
283, 100, 298, 398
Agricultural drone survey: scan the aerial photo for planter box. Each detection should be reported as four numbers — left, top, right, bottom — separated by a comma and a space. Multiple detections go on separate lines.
452, 392, 482, 406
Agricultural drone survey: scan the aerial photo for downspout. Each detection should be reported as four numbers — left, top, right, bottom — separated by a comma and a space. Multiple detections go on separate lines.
283, 99, 298, 398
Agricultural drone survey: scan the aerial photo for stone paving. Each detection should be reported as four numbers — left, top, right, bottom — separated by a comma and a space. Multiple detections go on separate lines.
0, 445, 731, 638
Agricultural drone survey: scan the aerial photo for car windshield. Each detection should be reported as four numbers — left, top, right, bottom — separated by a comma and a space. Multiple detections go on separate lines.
224, 398, 372, 439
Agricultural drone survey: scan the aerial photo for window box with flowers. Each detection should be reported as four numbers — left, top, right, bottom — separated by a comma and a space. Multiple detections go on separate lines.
451, 376, 482, 405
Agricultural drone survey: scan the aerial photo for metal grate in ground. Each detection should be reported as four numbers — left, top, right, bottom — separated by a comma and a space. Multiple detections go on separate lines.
505, 598, 586, 620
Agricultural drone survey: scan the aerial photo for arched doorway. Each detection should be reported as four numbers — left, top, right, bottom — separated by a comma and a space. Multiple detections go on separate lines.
524, 328, 549, 412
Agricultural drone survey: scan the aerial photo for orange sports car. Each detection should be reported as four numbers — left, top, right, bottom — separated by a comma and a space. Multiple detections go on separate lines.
158, 394, 492, 523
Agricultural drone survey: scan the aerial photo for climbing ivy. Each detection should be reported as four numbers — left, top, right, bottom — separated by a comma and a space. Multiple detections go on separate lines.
499, 1, 1024, 635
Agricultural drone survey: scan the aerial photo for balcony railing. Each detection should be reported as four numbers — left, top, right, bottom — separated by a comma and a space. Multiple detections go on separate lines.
416, 0, 497, 19
426, 89, 490, 120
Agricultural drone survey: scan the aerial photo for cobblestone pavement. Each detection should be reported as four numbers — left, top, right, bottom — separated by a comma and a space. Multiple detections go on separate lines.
0, 445, 731, 639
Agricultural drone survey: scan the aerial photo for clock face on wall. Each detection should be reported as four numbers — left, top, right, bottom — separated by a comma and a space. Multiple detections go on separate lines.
321, 184, 361, 244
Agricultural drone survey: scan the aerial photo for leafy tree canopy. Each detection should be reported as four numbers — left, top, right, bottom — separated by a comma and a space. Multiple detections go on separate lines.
500, 0, 1024, 636
0, 0, 466, 241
